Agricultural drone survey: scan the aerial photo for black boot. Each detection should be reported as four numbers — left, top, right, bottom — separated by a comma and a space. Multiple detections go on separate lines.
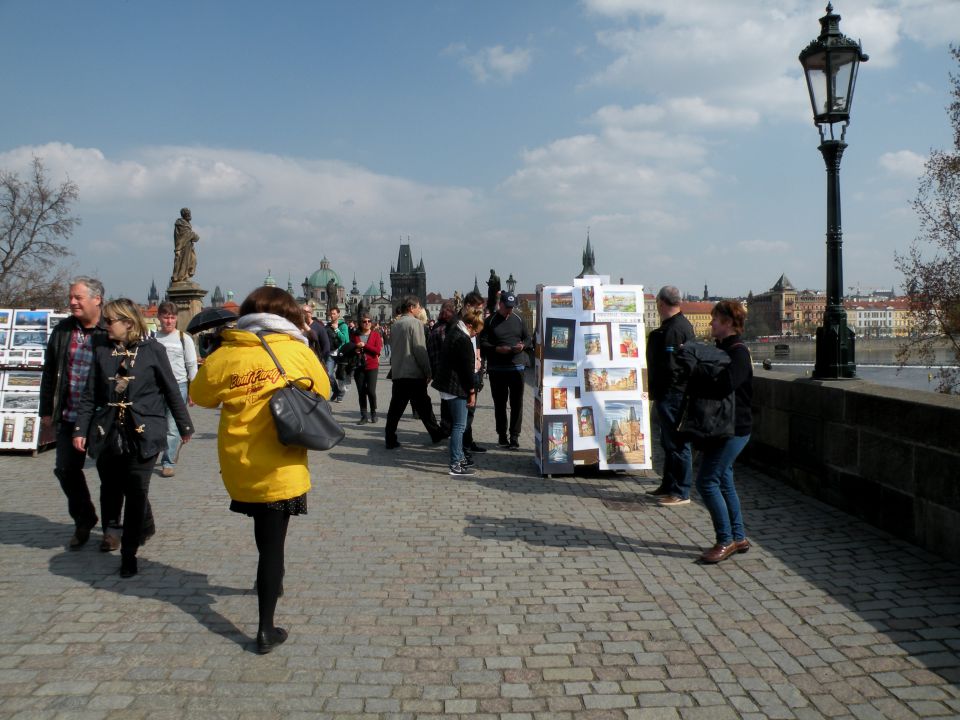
357, 413, 369, 425
256, 627, 288, 654
120, 555, 138, 578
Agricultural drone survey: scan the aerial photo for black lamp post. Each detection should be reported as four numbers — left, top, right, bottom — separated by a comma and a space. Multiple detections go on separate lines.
799, 3, 867, 379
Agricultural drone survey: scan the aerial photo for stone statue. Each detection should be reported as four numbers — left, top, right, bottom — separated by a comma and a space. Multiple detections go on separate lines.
486, 268, 501, 313
171, 208, 200, 284
453, 290, 462, 311
326, 278, 338, 314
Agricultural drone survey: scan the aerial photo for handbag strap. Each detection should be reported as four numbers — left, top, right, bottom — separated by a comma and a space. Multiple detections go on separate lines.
257, 332, 315, 392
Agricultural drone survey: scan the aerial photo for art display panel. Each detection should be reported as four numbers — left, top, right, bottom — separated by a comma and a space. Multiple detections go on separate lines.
542, 317, 577, 361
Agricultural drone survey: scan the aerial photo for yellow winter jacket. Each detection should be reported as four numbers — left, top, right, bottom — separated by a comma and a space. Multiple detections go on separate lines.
190, 329, 331, 503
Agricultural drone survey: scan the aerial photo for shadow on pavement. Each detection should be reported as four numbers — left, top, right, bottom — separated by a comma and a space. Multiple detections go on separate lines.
463, 514, 701, 558
0, 511, 252, 651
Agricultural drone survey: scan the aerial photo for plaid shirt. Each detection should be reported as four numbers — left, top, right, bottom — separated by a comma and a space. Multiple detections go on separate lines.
63, 326, 95, 422
426, 321, 448, 377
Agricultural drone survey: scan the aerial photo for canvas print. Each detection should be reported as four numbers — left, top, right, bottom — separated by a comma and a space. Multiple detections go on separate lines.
551, 387, 568, 410
47, 313, 68, 332
3, 371, 42, 390
577, 406, 596, 437
550, 362, 578, 378
1, 391, 40, 411
584, 367, 639, 392
602, 401, 646, 467
0, 329, 8, 349
602, 291, 638, 312
542, 318, 576, 361
13, 309, 50, 328
19, 415, 37, 444
1, 415, 17, 443
618, 324, 640, 358
550, 291, 574, 309
0, 310, 10, 327
11, 330, 47, 348
24, 349, 44, 366
541, 415, 574, 474
581, 286, 596, 311
579, 322, 612, 361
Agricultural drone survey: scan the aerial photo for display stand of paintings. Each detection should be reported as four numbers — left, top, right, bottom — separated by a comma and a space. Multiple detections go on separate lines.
0, 308, 57, 453
533, 281, 651, 475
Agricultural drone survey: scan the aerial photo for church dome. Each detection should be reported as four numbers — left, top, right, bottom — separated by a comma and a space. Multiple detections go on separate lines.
307, 257, 342, 289
363, 282, 379, 297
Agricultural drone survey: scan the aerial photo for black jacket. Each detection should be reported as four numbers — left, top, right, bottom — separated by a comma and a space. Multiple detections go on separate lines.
39, 316, 110, 424
646, 312, 695, 401
73, 338, 194, 459
431, 324, 476, 398
480, 312, 531, 368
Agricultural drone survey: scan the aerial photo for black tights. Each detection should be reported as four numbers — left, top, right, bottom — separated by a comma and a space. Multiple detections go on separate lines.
252, 509, 290, 633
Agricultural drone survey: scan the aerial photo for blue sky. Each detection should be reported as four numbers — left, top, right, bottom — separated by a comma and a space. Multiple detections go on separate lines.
1, 0, 956, 304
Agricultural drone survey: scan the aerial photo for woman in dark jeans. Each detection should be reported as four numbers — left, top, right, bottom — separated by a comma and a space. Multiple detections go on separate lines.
351, 313, 384, 424
73, 299, 193, 578
694, 300, 753, 564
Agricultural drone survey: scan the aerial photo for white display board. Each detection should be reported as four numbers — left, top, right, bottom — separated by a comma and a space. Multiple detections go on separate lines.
533, 281, 652, 474
0, 308, 57, 452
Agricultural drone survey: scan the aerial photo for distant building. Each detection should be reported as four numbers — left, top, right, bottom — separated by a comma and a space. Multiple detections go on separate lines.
643, 293, 658, 335
390, 241, 427, 306
845, 298, 911, 338
576, 232, 599, 278
301, 257, 346, 311
679, 301, 716, 339
746, 274, 797, 337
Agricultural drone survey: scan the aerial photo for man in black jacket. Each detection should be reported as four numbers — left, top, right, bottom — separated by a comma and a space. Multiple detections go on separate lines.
645, 285, 696, 505
39, 277, 115, 548
480, 292, 531, 449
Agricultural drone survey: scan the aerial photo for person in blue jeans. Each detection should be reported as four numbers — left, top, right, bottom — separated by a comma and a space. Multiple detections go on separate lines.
154, 302, 198, 479
694, 300, 753, 564
432, 306, 484, 476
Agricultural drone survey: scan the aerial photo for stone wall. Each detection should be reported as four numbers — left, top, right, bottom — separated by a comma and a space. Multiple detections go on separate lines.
745, 372, 960, 562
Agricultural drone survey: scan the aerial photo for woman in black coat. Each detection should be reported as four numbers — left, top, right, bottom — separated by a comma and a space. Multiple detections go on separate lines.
73, 299, 193, 578
432, 306, 485, 476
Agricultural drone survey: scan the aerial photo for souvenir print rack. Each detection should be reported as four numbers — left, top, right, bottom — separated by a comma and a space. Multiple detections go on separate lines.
0, 308, 62, 453
533, 279, 651, 476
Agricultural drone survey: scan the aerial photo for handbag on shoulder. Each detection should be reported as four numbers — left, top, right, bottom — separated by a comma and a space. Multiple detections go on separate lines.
257, 333, 345, 451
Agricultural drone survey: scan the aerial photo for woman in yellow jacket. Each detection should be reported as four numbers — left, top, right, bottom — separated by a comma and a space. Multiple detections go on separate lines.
190, 286, 330, 654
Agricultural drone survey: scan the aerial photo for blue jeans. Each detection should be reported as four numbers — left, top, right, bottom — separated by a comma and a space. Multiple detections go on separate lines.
655, 389, 693, 498
325, 358, 342, 399
161, 382, 189, 468
695, 434, 750, 545
447, 397, 468, 466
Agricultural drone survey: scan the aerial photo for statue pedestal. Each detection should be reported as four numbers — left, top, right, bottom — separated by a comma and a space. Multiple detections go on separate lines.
167, 282, 208, 332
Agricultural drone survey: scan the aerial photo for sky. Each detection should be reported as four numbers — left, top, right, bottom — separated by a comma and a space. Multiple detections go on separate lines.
1, 0, 957, 304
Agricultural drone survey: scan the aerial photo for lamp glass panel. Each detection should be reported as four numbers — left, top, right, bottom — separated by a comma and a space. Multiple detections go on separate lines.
803, 51, 828, 117
830, 51, 857, 113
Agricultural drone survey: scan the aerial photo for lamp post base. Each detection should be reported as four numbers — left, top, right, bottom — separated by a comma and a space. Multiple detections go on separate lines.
813, 312, 856, 379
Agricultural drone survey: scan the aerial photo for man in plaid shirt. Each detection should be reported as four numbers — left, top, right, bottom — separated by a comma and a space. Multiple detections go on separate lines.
39, 277, 120, 549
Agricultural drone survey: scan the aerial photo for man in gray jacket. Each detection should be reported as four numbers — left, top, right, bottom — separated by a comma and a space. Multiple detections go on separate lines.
383, 296, 445, 449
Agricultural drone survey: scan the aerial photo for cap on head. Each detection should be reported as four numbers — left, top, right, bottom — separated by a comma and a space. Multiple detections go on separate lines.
501, 292, 517, 308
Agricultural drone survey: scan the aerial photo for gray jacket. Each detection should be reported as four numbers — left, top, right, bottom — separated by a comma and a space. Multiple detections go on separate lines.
388, 314, 432, 380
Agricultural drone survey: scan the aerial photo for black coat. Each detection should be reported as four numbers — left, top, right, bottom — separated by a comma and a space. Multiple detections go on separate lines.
431, 325, 475, 398
646, 312, 695, 401
73, 338, 194, 459
39, 316, 110, 424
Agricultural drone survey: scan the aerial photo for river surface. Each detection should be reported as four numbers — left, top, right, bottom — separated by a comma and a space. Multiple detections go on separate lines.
760, 363, 956, 394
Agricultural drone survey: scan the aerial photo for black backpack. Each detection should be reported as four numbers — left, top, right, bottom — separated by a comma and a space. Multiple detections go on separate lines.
325, 324, 341, 355
673, 343, 739, 443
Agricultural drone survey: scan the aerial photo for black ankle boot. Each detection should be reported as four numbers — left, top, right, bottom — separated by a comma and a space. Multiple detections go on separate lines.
119, 556, 138, 578
256, 626, 288, 654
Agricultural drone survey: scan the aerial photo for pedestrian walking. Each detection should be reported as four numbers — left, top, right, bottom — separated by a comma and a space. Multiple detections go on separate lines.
190, 286, 330, 653
154, 301, 198, 478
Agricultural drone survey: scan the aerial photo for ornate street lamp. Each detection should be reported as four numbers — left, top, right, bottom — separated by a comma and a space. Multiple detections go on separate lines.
506, 273, 517, 294
799, 3, 867, 379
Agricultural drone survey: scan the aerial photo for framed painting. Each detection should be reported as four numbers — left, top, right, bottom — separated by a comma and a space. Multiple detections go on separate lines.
0, 310, 11, 327
599, 400, 650, 470
543, 318, 576, 361
617, 323, 640, 359
583, 366, 639, 393
550, 386, 568, 410
11, 330, 47, 348
540, 414, 574, 475
580, 285, 596, 312
580, 322, 612, 362
13, 309, 50, 328
576, 405, 596, 438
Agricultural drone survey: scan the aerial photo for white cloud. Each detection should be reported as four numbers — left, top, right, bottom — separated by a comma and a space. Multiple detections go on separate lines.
878, 149, 926, 179
459, 45, 532, 84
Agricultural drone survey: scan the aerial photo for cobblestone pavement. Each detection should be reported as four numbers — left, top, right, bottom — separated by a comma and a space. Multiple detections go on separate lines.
1, 368, 959, 719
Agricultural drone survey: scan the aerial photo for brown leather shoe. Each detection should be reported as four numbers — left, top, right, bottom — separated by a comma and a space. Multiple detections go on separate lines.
700, 542, 738, 564
99, 534, 120, 552
68, 519, 98, 549
734, 538, 751, 554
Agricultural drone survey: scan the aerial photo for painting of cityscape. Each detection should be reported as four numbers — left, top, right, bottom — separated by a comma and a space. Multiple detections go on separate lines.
550, 291, 574, 309
581, 286, 595, 311
602, 401, 646, 468
602, 291, 637, 312
541, 415, 574, 474
550, 362, 578, 377
577, 406, 596, 437
584, 367, 638, 392
618, 325, 639, 358
543, 318, 576, 361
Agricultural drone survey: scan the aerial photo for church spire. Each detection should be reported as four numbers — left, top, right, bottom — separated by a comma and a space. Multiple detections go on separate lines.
576, 228, 598, 278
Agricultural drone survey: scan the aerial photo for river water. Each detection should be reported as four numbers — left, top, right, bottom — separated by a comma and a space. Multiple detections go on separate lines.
760, 363, 956, 394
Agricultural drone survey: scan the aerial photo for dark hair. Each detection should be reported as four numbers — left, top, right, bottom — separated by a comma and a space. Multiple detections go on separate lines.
329, 306, 340, 314
711, 300, 747, 334
157, 301, 177, 316
463, 291, 484, 307
239, 286, 303, 327
400, 295, 421, 313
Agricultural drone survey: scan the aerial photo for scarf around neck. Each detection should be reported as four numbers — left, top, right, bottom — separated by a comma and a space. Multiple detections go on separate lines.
236, 313, 308, 345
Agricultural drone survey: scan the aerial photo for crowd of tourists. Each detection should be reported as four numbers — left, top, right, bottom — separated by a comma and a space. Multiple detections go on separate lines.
40, 276, 752, 654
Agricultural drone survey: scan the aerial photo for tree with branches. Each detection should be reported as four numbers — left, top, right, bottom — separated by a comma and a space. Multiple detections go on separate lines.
896, 46, 960, 394
0, 156, 79, 308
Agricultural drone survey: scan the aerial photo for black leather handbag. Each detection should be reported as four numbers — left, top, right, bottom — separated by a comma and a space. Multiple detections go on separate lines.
258, 334, 345, 451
